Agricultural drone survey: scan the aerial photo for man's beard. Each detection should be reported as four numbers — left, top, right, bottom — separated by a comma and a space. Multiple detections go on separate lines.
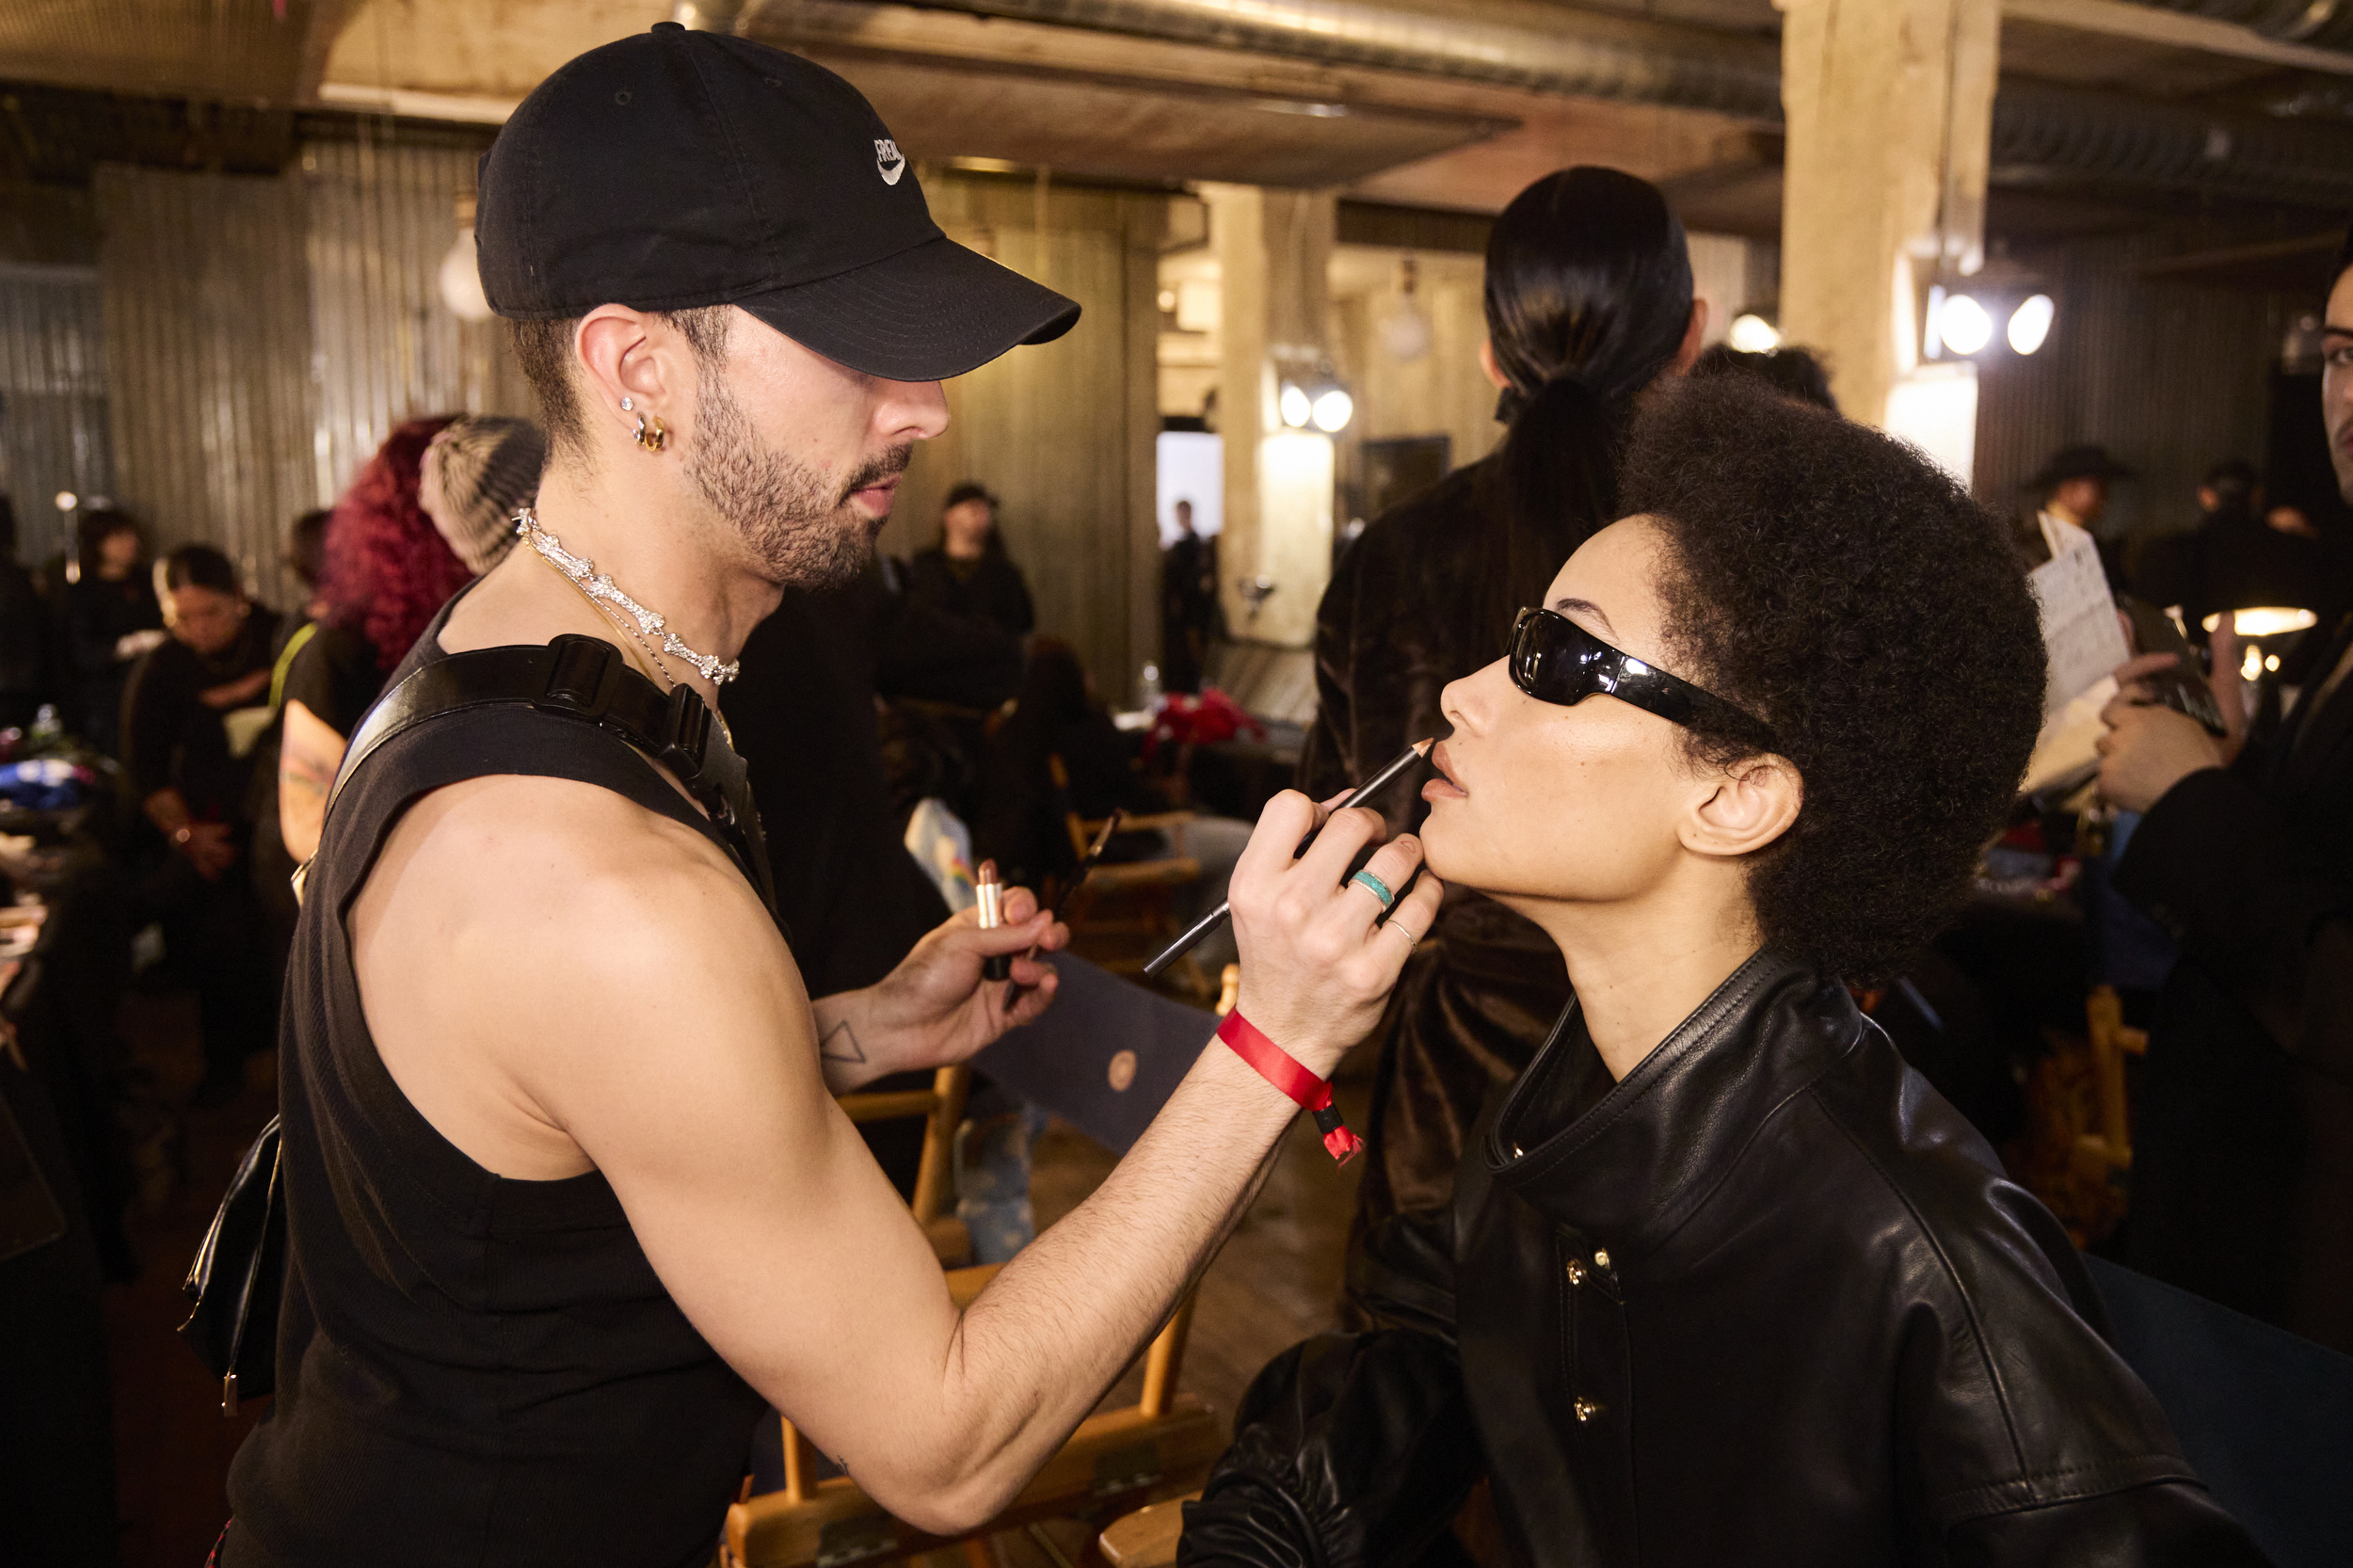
686, 362, 909, 591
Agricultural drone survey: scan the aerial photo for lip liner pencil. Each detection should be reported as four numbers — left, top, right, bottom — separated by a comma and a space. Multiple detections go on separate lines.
1003, 808, 1124, 1011
1140, 737, 1435, 980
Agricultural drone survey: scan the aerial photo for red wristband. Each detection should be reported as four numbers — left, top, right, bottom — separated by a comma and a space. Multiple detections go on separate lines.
1216, 1009, 1364, 1164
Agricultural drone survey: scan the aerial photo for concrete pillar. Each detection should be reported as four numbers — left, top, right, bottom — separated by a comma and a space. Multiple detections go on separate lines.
1203, 183, 1337, 648
1779, 0, 1999, 470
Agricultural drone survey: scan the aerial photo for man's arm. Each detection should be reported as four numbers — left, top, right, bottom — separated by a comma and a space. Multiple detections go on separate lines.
356, 774, 1441, 1535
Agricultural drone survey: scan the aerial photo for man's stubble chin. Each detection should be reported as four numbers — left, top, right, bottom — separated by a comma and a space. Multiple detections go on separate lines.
688, 369, 906, 592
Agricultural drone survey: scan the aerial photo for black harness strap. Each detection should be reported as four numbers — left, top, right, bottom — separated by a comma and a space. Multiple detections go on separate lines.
326, 634, 775, 912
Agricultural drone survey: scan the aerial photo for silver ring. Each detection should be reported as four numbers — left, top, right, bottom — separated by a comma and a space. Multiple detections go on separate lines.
1386, 920, 1421, 947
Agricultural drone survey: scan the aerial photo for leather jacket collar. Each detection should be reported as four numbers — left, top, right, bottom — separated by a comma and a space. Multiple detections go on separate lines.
1484, 951, 1862, 1265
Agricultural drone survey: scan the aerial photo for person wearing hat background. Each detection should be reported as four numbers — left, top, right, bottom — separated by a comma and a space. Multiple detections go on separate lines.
2015, 441, 2135, 572
218, 26, 1442, 1568
905, 479, 1036, 638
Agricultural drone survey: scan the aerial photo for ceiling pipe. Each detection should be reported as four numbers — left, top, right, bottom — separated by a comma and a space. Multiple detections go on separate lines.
887, 0, 1785, 119
2110, 0, 2353, 49
865, 0, 2353, 206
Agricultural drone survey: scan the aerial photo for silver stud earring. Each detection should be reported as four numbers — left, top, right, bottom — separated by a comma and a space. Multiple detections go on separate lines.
620, 396, 634, 412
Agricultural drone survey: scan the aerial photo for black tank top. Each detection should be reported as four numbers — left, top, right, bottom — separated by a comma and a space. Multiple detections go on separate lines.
226, 600, 767, 1567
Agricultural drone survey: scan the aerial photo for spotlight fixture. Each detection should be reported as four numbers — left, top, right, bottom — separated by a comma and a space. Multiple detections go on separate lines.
1279, 375, 1354, 433
1938, 294, 1993, 357
2007, 294, 2055, 356
1279, 381, 1313, 429
1727, 312, 1781, 353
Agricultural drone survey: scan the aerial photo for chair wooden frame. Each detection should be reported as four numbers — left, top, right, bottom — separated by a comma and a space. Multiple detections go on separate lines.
2081, 983, 2148, 1175
1047, 756, 1212, 1000
724, 1284, 1214, 1568
723, 968, 1244, 1568
840, 1065, 974, 1269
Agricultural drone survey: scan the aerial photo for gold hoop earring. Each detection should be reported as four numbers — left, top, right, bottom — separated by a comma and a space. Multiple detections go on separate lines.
633, 412, 667, 454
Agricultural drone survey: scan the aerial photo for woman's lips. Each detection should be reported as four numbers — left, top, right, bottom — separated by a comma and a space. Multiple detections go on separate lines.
1423, 743, 1467, 800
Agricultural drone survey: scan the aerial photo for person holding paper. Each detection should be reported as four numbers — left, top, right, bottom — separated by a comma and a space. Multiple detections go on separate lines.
2093, 227, 2353, 1356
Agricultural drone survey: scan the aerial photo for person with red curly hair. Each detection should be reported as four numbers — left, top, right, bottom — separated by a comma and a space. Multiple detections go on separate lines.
275, 414, 543, 864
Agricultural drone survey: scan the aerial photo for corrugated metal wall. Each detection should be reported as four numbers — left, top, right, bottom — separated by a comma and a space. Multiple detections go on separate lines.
0, 261, 113, 572
885, 173, 1166, 697
87, 135, 530, 612
302, 134, 534, 508
1974, 235, 2294, 552
96, 162, 315, 609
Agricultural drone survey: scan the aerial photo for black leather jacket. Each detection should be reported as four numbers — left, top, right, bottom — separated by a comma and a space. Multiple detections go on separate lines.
1182, 953, 2266, 1567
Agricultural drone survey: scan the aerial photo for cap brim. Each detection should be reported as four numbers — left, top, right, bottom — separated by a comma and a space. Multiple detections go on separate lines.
736, 235, 1080, 382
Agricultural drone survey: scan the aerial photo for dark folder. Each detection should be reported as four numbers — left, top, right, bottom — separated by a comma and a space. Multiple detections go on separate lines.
970, 954, 1217, 1155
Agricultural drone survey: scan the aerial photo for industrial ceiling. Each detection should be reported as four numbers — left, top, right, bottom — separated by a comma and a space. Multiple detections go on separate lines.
5, 0, 2353, 237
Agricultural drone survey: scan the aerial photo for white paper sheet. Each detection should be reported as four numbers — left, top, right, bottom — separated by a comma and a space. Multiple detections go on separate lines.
2027, 536, 2130, 717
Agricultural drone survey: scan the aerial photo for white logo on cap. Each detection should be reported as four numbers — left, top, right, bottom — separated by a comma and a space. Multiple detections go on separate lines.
875, 139, 905, 186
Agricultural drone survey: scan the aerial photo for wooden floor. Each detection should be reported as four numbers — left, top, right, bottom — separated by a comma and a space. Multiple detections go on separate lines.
100, 993, 1367, 1568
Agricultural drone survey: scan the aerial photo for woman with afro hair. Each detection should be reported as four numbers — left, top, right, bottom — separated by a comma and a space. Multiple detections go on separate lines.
275, 414, 543, 866
1180, 376, 2265, 1565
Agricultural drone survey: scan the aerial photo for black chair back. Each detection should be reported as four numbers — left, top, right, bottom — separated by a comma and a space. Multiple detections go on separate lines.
2087, 1255, 2353, 1568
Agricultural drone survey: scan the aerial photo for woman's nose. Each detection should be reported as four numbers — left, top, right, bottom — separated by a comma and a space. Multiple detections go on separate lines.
1440, 658, 1508, 737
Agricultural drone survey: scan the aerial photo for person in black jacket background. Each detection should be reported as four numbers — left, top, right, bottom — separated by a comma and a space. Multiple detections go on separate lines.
1296, 167, 1706, 1273
120, 544, 283, 1104
2095, 229, 2353, 1357
58, 507, 164, 756
1182, 377, 2259, 1567
904, 480, 1035, 639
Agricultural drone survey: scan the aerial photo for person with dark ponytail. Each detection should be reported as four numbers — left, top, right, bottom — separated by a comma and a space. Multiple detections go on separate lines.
1297, 166, 1705, 1268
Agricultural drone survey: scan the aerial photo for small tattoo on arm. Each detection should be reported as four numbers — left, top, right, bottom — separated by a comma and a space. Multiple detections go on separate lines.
820, 1020, 866, 1064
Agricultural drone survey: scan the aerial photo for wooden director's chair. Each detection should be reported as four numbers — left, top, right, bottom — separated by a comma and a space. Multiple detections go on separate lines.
1046, 756, 1214, 1001
720, 971, 1241, 1568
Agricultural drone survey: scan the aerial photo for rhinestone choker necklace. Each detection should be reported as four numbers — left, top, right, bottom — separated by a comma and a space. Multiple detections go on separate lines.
515, 507, 740, 686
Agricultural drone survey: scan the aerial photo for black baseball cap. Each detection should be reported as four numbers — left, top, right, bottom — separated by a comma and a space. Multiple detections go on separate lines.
475, 23, 1080, 382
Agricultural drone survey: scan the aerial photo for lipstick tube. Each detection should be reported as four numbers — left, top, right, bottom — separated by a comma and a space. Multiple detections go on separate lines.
976, 859, 1011, 982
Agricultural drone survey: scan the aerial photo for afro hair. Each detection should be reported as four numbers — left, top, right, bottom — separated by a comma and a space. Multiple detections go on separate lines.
1618, 376, 2046, 983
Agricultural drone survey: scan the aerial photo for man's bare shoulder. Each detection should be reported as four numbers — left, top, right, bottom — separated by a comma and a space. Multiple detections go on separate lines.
352, 768, 811, 1178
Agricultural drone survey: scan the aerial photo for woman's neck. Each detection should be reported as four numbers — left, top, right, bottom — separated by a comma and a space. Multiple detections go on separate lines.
1510, 876, 1764, 1081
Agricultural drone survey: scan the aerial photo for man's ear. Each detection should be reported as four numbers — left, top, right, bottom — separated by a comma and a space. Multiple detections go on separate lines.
576, 307, 688, 444
1671, 298, 1710, 374
1682, 752, 1801, 859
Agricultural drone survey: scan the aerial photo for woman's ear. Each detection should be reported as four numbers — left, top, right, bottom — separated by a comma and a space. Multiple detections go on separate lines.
1682, 752, 1800, 859
1479, 338, 1511, 391
1671, 299, 1710, 374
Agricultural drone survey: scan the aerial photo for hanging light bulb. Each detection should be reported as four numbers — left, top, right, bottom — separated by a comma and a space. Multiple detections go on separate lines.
1938, 294, 1993, 357
1278, 381, 1312, 428
2007, 294, 2055, 355
438, 195, 492, 323
1728, 312, 1781, 353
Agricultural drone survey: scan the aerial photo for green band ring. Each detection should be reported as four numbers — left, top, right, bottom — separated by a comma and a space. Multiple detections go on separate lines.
1350, 870, 1396, 908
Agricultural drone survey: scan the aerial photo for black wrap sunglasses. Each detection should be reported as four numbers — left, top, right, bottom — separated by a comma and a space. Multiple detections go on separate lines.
1506, 607, 1781, 753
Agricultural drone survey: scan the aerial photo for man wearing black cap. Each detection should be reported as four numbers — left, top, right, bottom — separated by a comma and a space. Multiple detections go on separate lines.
2014, 441, 2135, 568
2095, 226, 2353, 1355
220, 27, 1443, 1568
